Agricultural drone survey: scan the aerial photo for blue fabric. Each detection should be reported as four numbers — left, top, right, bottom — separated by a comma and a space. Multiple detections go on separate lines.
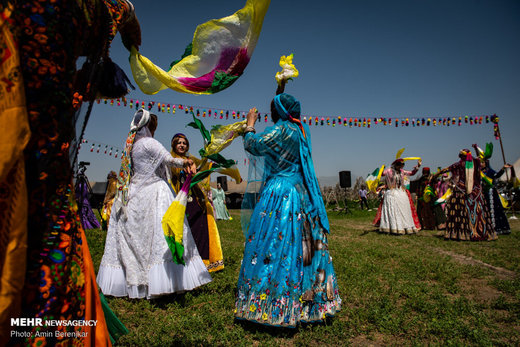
236, 120, 340, 327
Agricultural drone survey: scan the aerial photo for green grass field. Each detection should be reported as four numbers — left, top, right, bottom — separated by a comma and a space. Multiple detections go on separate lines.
87, 207, 520, 346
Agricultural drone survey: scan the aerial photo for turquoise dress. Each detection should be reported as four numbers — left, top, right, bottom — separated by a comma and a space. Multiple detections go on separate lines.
235, 120, 341, 327
211, 187, 231, 220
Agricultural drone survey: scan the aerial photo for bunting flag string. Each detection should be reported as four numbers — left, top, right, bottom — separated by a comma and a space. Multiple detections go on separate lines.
96, 98, 500, 132
78, 139, 124, 158
78, 138, 251, 167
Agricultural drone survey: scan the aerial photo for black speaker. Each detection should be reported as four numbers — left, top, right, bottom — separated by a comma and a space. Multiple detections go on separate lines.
217, 176, 228, 191
339, 171, 351, 188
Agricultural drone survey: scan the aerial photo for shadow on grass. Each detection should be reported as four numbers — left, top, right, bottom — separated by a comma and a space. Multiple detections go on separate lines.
235, 319, 298, 338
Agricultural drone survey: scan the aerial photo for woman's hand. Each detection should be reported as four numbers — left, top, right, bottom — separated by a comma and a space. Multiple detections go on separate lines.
246, 108, 258, 127
184, 159, 197, 175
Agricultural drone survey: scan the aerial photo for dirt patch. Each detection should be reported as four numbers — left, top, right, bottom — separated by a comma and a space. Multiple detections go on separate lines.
436, 249, 517, 280
460, 277, 503, 303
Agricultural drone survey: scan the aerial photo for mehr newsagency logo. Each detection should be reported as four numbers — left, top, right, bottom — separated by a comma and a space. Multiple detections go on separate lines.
11, 318, 97, 338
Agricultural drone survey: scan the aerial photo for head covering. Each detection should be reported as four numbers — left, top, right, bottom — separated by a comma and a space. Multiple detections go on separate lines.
245, 93, 329, 233
422, 167, 430, 174
273, 93, 306, 138
392, 158, 405, 167
115, 109, 152, 207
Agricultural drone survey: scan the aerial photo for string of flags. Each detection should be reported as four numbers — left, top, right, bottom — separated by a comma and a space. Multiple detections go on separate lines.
79, 138, 253, 166
96, 97, 500, 133
78, 139, 124, 158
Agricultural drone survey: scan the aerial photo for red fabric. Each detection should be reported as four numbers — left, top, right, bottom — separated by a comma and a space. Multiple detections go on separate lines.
405, 189, 421, 229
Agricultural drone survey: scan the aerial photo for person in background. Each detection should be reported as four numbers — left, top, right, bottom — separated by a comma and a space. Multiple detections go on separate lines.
358, 185, 370, 210
212, 183, 232, 220
101, 171, 118, 229
435, 148, 497, 241
375, 159, 421, 234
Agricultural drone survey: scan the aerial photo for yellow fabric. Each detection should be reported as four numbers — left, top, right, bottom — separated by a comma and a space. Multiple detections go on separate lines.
170, 152, 224, 272
205, 120, 247, 157
162, 198, 186, 246
101, 178, 117, 227
499, 193, 509, 209
395, 148, 405, 160
129, 0, 271, 95
275, 53, 299, 85
0, 7, 30, 344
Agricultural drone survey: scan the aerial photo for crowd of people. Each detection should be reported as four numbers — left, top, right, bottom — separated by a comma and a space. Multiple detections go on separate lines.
1, 0, 516, 345
370, 146, 512, 241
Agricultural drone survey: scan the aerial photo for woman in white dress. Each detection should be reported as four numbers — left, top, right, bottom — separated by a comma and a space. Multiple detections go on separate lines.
378, 159, 422, 234
97, 110, 212, 299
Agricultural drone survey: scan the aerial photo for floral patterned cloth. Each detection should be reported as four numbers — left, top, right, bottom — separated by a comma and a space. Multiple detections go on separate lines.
235, 120, 341, 327
5, 0, 134, 345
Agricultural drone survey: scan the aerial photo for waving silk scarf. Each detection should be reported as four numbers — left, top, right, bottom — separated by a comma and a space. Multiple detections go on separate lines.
162, 174, 192, 265
130, 0, 270, 95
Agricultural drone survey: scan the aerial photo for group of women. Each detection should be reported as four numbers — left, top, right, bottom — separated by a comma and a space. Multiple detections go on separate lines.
373, 146, 511, 241
96, 89, 341, 327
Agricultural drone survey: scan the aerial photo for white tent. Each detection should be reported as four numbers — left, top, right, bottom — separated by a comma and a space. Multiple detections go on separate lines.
498, 157, 520, 181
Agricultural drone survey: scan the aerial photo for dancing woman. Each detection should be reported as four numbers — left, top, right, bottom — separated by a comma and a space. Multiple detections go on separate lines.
170, 134, 232, 272
235, 91, 341, 327
374, 158, 421, 234
97, 110, 212, 299
435, 148, 497, 241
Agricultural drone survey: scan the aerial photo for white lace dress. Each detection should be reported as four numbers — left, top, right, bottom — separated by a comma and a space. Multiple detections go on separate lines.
379, 168, 419, 235
96, 137, 212, 299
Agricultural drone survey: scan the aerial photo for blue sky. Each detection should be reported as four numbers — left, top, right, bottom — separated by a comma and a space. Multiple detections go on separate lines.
78, 0, 520, 185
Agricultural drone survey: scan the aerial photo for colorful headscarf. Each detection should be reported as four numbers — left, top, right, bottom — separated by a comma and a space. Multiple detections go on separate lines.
115, 109, 151, 207
459, 148, 474, 194
273, 93, 306, 138
271, 93, 328, 231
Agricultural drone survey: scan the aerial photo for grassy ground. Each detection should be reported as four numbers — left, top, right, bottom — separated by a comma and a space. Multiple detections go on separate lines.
87, 205, 520, 346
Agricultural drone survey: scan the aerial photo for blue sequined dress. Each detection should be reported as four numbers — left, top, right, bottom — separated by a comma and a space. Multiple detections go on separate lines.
235, 120, 341, 327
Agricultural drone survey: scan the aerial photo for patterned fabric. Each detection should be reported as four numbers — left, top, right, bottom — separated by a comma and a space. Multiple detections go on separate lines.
115, 130, 137, 205
482, 167, 510, 235
7, 0, 134, 345
0, 5, 31, 343
444, 159, 497, 241
170, 153, 225, 272
413, 175, 446, 230
236, 120, 341, 327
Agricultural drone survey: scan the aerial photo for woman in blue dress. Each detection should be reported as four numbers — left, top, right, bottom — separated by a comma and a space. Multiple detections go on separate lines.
235, 92, 341, 327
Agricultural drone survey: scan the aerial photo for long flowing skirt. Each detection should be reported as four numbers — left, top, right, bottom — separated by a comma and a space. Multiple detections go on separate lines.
379, 188, 419, 234
444, 189, 497, 241
214, 198, 231, 220
235, 177, 341, 327
97, 180, 212, 299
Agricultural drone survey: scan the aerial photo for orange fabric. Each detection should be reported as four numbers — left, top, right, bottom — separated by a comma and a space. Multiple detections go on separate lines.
0, 6, 30, 344
80, 219, 112, 346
